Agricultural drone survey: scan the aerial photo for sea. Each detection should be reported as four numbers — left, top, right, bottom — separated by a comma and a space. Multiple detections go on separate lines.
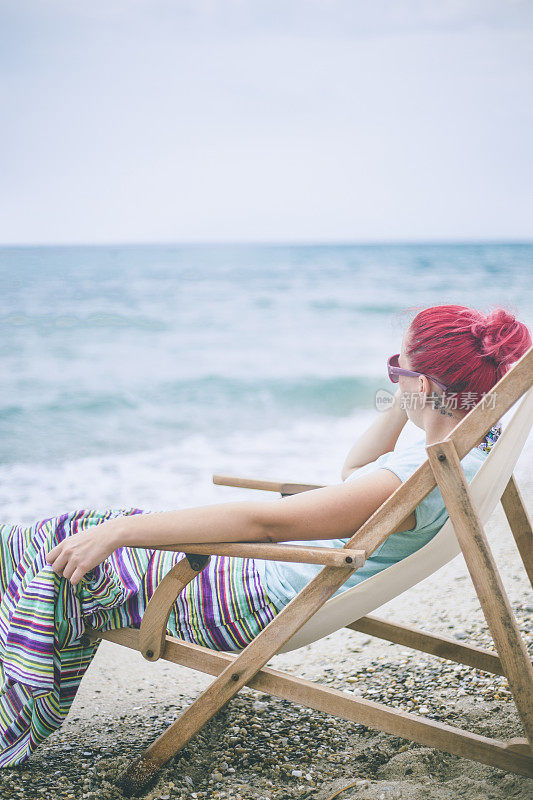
0, 242, 531, 525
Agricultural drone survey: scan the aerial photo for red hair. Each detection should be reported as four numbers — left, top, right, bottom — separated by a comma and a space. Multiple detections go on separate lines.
404, 305, 532, 408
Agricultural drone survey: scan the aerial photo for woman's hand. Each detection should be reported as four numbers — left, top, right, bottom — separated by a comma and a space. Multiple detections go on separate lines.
45, 520, 122, 587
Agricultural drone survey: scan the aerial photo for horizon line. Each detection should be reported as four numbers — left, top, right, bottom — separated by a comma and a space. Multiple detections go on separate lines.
1, 237, 533, 249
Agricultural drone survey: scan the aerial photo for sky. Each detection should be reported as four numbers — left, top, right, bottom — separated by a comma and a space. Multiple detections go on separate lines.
1, 1, 533, 245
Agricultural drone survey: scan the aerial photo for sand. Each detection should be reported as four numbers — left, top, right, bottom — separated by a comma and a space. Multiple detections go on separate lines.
2, 466, 532, 800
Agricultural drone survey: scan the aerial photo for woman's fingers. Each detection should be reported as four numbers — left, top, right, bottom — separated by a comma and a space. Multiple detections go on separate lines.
49, 551, 88, 584
45, 543, 62, 564
47, 545, 71, 576
45, 530, 111, 586
61, 559, 78, 582
45, 540, 81, 578
69, 567, 87, 587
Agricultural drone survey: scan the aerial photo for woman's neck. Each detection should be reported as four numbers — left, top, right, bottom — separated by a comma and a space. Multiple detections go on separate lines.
422, 408, 479, 447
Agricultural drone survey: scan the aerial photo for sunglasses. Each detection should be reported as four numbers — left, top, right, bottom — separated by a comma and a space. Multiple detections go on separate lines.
387, 353, 449, 392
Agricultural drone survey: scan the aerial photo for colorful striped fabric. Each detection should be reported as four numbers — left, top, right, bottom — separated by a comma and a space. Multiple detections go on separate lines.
0, 508, 281, 767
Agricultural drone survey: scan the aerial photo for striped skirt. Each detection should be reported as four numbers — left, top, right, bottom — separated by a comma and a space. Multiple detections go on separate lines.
0, 508, 282, 767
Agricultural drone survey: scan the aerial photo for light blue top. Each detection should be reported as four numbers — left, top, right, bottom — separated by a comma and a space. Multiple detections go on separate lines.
257, 438, 488, 612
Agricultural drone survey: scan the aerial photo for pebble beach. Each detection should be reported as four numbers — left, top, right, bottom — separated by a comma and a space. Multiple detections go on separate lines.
3, 459, 532, 800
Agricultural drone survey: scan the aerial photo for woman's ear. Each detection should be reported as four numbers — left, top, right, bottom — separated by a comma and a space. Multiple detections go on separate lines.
417, 375, 431, 403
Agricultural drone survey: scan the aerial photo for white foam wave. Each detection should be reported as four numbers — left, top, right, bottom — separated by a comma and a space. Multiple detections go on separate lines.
1, 403, 531, 526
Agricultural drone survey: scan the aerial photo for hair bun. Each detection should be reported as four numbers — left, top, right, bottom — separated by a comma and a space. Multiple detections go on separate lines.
470, 308, 529, 368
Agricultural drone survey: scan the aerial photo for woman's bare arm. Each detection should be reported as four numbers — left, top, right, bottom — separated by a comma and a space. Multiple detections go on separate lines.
341, 388, 408, 480
46, 468, 403, 586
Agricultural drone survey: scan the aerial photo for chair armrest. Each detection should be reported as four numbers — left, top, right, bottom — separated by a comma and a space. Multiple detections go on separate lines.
150, 541, 366, 568
135, 543, 365, 663
212, 474, 325, 495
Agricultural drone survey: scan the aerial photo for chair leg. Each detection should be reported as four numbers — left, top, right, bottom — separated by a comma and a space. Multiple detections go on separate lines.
501, 474, 533, 588
427, 440, 533, 752
115, 561, 356, 795
98, 628, 533, 780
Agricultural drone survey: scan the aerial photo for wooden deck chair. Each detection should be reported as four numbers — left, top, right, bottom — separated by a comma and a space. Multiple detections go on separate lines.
86, 345, 533, 795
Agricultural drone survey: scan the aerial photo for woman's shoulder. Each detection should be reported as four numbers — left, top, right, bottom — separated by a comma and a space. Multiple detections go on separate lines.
345, 428, 489, 487
380, 440, 428, 482
381, 436, 487, 484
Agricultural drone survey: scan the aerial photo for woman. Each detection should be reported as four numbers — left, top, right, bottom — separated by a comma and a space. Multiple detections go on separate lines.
0, 303, 530, 766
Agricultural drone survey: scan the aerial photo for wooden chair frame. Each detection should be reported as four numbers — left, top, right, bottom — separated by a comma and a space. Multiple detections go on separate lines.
86, 345, 533, 795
